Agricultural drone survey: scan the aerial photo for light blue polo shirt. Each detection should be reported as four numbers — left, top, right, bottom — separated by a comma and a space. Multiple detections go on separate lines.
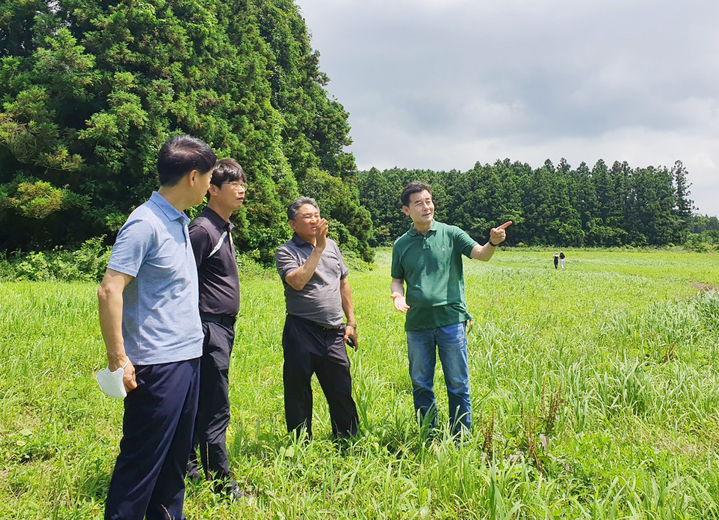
108, 191, 203, 365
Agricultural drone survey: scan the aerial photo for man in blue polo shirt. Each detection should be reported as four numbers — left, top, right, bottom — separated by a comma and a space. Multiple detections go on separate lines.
390, 181, 511, 438
98, 135, 216, 520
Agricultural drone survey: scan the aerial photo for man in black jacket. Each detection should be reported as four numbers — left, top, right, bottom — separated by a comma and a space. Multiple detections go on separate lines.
187, 158, 248, 499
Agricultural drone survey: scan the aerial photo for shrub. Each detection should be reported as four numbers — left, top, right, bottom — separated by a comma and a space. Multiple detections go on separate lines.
1, 237, 111, 282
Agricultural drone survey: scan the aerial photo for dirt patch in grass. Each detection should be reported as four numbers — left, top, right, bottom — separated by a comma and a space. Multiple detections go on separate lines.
689, 282, 719, 292
640, 426, 707, 459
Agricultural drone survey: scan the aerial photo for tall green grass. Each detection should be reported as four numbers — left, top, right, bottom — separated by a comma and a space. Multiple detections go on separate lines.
1, 249, 718, 518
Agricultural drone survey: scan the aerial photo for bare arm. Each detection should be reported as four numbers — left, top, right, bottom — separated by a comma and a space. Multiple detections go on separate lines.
340, 277, 358, 350
469, 242, 498, 261
470, 221, 512, 261
98, 268, 137, 392
283, 220, 328, 291
390, 278, 410, 312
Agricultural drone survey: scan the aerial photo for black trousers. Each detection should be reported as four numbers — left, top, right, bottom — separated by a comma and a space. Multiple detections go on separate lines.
282, 314, 358, 439
105, 358, 200, 520
189, 320, 234, 481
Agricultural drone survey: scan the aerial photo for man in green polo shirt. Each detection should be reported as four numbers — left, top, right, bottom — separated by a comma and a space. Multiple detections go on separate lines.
390, 181, 511, 437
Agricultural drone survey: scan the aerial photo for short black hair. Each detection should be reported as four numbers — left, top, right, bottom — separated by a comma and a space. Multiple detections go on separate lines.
157, 135, 217, 187
210, 158, 247, 187
401, 181, 432, 207
287, 197, 319, 220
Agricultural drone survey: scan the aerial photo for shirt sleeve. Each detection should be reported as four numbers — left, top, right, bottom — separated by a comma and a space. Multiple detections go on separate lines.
453, 226, 479, 258
335, 242, 350, 280
275, 245, 299, 282
390, 241, 404, 280
107, 218, 154, 277
189, 221, 211, 269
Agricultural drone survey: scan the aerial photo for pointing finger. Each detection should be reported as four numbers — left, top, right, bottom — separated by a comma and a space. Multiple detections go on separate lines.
498, 221, 512, 230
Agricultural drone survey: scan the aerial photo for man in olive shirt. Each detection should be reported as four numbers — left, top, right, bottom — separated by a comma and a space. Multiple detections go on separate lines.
187, 159, 247, 499
275, 197, 359, 439
390, 181, 511, 437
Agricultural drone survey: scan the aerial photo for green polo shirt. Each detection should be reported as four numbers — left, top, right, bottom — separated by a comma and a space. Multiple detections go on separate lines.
391, 220, 478, 331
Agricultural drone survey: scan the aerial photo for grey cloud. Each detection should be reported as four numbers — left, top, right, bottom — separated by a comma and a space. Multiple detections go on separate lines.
299, 0, 719, 214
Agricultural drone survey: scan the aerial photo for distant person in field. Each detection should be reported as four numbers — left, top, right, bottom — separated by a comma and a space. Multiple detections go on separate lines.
553, 252, 559, 269
390, 181, 511, 438
98, 135, 216, 520
186, 159, 248, 500
275, 197, 360, 439
560, 251, 566, 270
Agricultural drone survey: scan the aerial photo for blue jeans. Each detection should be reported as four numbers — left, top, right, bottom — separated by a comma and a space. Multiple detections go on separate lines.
406, 322, 470, 436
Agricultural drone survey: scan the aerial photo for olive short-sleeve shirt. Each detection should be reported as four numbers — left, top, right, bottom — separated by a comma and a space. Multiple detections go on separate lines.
391, 220, 478, 331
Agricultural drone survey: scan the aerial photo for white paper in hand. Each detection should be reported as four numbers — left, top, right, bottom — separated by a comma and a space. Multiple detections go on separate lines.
96, 360, 128, 399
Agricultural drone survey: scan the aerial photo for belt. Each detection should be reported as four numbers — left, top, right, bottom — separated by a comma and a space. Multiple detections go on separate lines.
200, 313, 236, 326
289, 314, 342, 331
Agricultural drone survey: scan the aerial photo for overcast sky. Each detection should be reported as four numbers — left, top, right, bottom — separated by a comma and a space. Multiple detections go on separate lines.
296, 0, 718, 217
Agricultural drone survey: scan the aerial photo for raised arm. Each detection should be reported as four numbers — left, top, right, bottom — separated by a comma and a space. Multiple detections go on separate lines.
470, 221, 512, 261
283, 220, 328, 291
98, 268, 137, 392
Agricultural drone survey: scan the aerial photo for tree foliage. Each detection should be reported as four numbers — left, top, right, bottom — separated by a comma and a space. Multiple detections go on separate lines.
0, 0, 371, 262
359, 159, 695, 248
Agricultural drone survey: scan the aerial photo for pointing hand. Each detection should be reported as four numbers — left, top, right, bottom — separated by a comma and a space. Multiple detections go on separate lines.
490, 221, 512, 245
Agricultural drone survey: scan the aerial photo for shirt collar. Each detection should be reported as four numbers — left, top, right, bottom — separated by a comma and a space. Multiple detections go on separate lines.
149, 191, 189, 225
202, 206, 233, 232
291, 233, 314, 248
407, 219, 438, 237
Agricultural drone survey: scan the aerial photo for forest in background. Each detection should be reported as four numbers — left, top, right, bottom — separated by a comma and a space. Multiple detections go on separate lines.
1, 1, 717, 266
359, 159, 719, 250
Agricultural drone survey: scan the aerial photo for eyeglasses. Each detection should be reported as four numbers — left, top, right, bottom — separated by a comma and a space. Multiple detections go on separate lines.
222, 181, 247, 191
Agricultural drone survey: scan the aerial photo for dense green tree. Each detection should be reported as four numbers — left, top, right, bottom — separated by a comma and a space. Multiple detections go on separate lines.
626, 166, 682, 245
0, 0, 370, 263
518, 161, 556, 245
569, 161, 598, 228
357, 167, 403, 246
691, 214, 719, 233
671, 160, 693, 243
444, 160, 523, 244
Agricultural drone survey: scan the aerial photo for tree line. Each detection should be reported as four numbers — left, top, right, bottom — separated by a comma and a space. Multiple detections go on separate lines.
358, 158, 717, 248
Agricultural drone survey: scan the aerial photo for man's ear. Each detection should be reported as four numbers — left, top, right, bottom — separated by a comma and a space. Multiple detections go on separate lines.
187, 169, 201, 186
402, 206, 410, 216
207, 183, 220, 197
288, 219, 297, 232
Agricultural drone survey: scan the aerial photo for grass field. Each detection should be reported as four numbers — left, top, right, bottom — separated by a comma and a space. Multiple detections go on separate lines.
1, 248, 719, 519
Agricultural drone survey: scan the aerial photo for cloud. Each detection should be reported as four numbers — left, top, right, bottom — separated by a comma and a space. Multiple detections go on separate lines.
298, 0, 719, 215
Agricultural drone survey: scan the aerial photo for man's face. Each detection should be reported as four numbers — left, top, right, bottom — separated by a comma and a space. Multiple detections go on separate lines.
403, 190, 434, 227
289, 204, 321, 240
209, 179, 246, 213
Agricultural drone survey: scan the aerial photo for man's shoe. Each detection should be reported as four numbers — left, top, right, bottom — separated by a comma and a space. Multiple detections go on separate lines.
215, 479, 249, 500
186, 462, 201, 481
